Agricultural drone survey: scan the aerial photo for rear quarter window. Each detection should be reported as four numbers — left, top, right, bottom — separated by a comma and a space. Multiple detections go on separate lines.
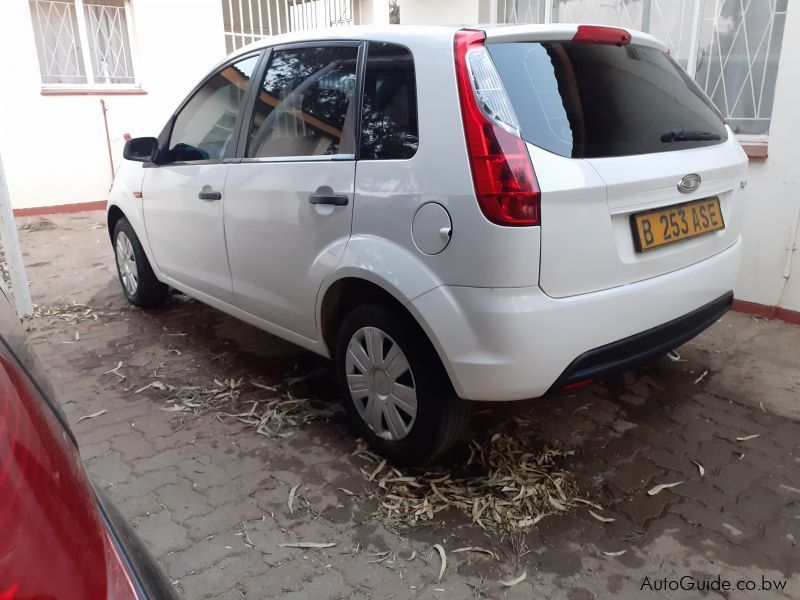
359, 42, 419, 160
487, 42, 727, 158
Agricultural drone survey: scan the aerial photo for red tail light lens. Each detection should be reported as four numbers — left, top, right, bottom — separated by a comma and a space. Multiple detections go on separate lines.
0, 351, 140, 599
454, 29, 541, 226
572, 25, 632, 46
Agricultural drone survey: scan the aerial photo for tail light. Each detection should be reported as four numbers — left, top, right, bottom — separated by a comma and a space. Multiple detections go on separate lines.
454, 29, 541, 226
0, 351, 141, 599
572, 25, 632, 46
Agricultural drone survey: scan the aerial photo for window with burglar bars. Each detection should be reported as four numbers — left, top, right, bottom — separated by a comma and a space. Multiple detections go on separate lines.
222, 0, 355, 53
498, 0, 787, 136
29, 0, 136, 87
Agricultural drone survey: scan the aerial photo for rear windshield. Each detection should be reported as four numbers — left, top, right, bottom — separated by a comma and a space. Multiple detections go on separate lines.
487, 42, 728, 158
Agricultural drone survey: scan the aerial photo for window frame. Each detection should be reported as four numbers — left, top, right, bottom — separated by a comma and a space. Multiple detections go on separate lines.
29, 0, 141, 91
151, 50, 267, 168
237, 39, 366, 164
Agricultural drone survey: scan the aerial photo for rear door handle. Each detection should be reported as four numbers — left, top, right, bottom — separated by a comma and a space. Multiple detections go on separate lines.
198, 185, 221, 201
308, 193, 348, 206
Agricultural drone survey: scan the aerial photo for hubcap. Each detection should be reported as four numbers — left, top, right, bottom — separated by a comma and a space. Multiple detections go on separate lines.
345, 326, 417, 441
115, 232, 138, 296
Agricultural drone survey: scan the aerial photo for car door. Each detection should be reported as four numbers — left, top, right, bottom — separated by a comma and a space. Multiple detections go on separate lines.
142, 53, 262, 303
224, 42, 361, 339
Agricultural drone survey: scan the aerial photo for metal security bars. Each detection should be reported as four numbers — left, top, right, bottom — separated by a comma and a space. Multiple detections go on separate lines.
29, 0, 136, 87
498, 0, 787, 135
222, 0, 355, 53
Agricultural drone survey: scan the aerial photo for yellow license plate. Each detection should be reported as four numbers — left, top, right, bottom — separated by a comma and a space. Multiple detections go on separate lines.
632, 197, 724, 252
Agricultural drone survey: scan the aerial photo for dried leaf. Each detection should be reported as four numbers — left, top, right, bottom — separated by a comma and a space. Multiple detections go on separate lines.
368, 459, 387, 482
574, 498, 604, 510
501, 572, 527, 587
691, 460, 705, 477
288, 484, 300, 514
432, 544, 446, 583
451, 546, 497, 560
100, 361, 126, 380
548, 494, 566, 511
588, 509, 615, 523
647, 481, 683, 496
602, 550, 627, 557
75, 409, 106, 424
736, 434, 760, 442
278, 542, 335, 549
338, 488, 354, 496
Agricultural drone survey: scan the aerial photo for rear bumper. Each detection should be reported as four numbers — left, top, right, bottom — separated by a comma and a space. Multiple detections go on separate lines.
548, 291, 732, 392
410, 239, 741, 401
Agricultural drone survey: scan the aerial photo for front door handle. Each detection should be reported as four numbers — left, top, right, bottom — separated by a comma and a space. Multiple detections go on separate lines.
308, 193, 348, 206
198, 185, 221, 201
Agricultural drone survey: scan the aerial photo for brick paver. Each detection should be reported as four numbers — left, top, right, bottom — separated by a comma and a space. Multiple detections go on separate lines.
16, 211, 800, 599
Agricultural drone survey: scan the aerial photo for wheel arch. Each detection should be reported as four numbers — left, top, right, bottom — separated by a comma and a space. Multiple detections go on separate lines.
317, 273, 458, 396
106, 201, 162, 282
107, 204, 125, 240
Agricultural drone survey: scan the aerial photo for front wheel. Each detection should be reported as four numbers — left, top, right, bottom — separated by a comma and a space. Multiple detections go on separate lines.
335, 304, 470, 466
113, 217, 168, 308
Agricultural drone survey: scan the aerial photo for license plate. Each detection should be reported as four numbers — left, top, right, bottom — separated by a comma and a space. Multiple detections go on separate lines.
632, 197, 724, 252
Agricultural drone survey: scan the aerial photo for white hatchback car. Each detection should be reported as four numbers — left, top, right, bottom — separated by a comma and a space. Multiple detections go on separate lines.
109, 24, 746, 465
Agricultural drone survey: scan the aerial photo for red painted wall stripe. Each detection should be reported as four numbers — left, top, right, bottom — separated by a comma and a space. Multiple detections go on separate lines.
13, 200, 107, 218
732, 299, 800, 326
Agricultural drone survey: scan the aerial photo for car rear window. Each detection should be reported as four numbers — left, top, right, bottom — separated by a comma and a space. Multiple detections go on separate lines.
487, 42, 728, 158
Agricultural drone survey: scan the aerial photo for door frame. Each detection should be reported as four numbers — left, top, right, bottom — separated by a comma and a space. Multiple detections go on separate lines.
147, 48, 269, 169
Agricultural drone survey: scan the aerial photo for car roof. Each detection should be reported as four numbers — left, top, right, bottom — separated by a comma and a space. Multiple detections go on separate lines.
225, 23, 667, 62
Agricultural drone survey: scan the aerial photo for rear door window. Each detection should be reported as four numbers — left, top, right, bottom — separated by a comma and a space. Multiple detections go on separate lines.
487, 42, 727, 158
246, 45, 359, 158
359, 43, 419, 160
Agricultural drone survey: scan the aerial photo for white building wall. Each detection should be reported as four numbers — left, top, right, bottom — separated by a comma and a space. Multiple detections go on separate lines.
400, 0, 492, 25
735, 2, 800, 313
0, 0, 227, 209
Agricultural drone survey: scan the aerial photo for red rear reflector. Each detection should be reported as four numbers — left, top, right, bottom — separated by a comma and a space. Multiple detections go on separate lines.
454, 29, 541, 227
572, 25, 631, 46
561, 379, 594, 392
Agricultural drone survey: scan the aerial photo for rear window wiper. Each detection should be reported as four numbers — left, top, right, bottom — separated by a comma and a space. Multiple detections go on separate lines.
661, 129, 722, 143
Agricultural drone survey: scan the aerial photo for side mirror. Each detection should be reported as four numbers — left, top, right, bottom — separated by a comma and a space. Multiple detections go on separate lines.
123, 137, 159, 163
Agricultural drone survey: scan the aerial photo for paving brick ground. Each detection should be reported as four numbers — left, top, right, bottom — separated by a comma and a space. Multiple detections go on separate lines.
15, 210, 800, 599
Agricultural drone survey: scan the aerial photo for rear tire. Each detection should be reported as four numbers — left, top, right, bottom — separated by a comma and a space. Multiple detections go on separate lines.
113, 217, 168, 308
335, 304, 470, 466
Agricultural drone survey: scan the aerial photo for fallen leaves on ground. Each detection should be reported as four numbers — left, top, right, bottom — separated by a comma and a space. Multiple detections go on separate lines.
28, 302, 116, 328
356, 420, 582, 533
152, 377, 325, 439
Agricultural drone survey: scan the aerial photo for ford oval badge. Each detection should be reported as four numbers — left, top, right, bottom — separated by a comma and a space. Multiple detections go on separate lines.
678, 173, 701, 194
